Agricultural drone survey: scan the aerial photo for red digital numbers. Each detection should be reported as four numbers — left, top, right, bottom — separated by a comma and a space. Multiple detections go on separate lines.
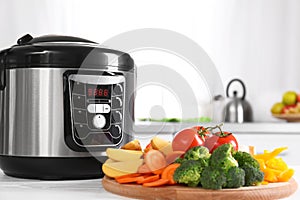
88, 88, 109, 97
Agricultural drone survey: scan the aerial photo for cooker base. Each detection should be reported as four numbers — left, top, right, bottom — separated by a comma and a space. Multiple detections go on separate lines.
0, 155, 104, 180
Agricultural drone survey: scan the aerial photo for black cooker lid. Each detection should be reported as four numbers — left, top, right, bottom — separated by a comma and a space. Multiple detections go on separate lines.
0, 34, 134, 71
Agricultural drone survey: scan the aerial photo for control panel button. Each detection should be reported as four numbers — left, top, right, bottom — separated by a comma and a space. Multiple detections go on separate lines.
112, 110, 122, 123
74, 124, 90, 139
72, 95, 86, 109
95, 104, 104, 113
103, 104, 111, 113
83, 133, 114, 146
93, 114, 106, 129
110, 125, 122, 138
94, 104, 111, 113
113, 84, 123, 96
112, 97, 122, 108
87, 104, 96, 113
72, 81, 85, 94
73, 109, 87, 123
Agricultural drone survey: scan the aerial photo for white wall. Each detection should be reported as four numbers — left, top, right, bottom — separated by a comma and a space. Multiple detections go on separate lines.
1, 0, 300, 122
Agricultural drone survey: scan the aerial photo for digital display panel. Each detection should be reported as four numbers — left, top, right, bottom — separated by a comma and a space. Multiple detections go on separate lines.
86, 84, 111, 99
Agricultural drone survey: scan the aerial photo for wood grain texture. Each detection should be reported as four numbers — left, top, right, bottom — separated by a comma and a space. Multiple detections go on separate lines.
102, 176, 298, 200
272, 114, 300, 122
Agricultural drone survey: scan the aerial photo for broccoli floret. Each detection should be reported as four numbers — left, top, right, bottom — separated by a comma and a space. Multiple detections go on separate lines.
173, 159, 208, 187
224, 166, 245, 188
200, 166, 226, 190
242, 164, 264, 186
209, 143, 238, 171
183, 146, 210, 161
233, 151, 260, 169
174, 157, 184, 164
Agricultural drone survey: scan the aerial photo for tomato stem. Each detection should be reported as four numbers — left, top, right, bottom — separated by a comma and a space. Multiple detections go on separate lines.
199, 123, 231, 138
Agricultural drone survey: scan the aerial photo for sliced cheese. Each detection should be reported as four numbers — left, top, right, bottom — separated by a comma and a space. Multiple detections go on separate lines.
104, 158, 117, 164
106, 148, 143, 162
102, 164, 130, 178
103, 159, 144, 178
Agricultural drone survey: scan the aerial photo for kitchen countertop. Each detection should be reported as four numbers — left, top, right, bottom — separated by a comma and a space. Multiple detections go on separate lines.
0, 122, 299, 199
0, 167, 299, 200
134, 122, 300, 134
0, 170, 129, 200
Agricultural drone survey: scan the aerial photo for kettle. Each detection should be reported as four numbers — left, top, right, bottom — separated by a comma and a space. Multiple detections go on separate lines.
224, 79, 253, 123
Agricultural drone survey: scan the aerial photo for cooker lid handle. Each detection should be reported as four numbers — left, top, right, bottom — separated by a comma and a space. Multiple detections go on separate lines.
17, 34, 97, 45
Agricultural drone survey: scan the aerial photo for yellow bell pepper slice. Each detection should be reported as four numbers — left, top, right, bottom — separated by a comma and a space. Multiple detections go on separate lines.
278, 168, 295, 182
265, 157, 288, 171
254, 147, 287, 161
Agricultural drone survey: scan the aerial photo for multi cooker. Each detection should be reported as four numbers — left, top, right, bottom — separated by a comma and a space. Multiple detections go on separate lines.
0, 34, 135, 179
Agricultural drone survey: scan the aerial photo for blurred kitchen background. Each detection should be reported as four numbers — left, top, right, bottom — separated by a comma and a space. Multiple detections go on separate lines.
1, 0, 300, 122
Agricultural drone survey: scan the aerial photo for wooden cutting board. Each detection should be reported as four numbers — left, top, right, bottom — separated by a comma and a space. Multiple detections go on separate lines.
102, 176, 298, 200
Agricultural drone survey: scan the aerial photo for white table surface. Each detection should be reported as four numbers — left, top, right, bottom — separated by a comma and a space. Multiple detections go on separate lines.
0, 166, 299, 200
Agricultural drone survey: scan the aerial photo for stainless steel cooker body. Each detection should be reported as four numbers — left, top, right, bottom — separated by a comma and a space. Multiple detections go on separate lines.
0, 67, 135, 157
0, 34, 135, 179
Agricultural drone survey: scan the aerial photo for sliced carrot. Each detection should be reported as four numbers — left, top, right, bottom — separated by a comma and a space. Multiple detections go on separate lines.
144, 149, 167, 173
152, 167, 165, 175
161, 163, 180, 184
115, 173, 142, 180
143, 178, 169, 187
137, 174, 160, 184
116, 176, 144, 184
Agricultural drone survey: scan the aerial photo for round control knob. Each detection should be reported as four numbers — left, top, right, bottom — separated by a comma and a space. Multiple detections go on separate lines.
92, 114, 106, 129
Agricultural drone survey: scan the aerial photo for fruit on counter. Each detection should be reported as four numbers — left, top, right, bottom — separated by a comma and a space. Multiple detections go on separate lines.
282, 91, 297, 106
121, 139, 142, 151
271, 102, 285, 114
253, 147, 294, 183
271, 90, 300, 114
282, 104, 297, 114
102, 159, 144, 178
106, 148, 143, 162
